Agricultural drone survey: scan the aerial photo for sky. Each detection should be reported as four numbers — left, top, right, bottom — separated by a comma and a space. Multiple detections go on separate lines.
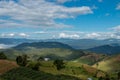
0, 0, 120, 39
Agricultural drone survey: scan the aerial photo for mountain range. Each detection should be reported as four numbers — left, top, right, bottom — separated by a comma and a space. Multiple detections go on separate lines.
1, 38, 120, 49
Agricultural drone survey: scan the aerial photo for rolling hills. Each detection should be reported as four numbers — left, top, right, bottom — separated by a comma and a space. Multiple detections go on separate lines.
0, 42, 107, 65
93, 54, 120, 73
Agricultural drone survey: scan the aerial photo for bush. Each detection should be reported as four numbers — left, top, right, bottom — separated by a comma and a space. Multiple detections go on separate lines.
0, 52, 7, 59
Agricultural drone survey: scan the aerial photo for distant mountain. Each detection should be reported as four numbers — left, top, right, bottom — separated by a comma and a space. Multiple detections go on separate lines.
0, 38, 36, 45
1, 38, 120, 49
14, 42, 73, 50
88, 43, 120, 54
45, 38, 120, 49
2, 42, 75, 60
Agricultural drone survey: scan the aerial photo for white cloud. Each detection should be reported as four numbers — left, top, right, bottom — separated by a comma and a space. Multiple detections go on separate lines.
56, 0, 72, 3
34, 31, 47, 34
0, 33, 29, 38
116, 3, 120, 10
86, 32, 101, 39
59, 33, 80, 39
110, 25, 120, 31
18, 33, 29, 37
0, 0, 93, 28
1, 33, 15, 37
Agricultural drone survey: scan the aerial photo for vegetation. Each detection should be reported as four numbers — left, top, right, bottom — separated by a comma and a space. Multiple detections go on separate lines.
0, 52, 7, 59
53, 59, 65, 70
0, 67, 81, 80
16, 55, 28, 66
1, 41, 120, 80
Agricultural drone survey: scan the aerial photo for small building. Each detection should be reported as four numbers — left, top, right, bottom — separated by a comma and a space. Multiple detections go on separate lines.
44, 58, 50, 61
87, 78, 92, 80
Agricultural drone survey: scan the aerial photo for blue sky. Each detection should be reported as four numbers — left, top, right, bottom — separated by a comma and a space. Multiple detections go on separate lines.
0, 0, 120, 39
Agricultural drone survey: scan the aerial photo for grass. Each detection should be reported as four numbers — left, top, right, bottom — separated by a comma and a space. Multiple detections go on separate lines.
93, 54, 120, 72
37, 61, 105, 80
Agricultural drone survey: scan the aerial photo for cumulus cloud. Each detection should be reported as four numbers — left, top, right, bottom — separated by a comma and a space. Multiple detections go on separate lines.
18, 33, 29, 37
32, 30, 120, 39
0, 33, 29, 38
59, 33, 80, 39
0, 0, 93, 28
116, 3, 120, 10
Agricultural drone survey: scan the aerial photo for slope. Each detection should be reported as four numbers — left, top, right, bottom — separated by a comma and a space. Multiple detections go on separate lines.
93, 54, 120, 72
0, 60, 18, 75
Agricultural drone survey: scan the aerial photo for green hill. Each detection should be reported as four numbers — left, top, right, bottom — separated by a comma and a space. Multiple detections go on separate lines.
93, 54, 120, 72
2, 48, 105, 65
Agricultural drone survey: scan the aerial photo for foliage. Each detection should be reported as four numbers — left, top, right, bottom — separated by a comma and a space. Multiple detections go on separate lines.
53, 59, 65, 70
16, 55, 28, 66
27, 62, 41, 71
0, 52, 7, 59
0, 67, 81, 80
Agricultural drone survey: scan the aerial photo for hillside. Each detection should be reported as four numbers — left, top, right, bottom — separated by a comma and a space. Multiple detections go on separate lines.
0, 60, 18, 75
0, 67, 81, 80
74, 52, 106, 65
2, 47, 105, 65
88, 44, 120, 54
0, 61, 106, 80
93, 54, 120, 72
38, 61, 105, 79
1, 42, 106, 65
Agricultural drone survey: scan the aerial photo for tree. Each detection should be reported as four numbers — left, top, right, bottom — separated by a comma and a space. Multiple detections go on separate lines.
53, 59, 65, 70
37, 57, 44, 61
16, 55, 28, 66
0, 52, 7, 59
32, 62, 41, 71
117, 71, 120, 80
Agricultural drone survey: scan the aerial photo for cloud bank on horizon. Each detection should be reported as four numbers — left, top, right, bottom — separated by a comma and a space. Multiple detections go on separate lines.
0, 0, 120, 39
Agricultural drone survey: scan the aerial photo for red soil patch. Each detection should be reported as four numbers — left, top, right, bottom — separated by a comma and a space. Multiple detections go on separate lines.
0, 60, 18, 75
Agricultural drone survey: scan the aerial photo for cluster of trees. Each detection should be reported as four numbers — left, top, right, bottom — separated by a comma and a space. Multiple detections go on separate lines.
16, 55, 28, 66
16, 55, 65, 71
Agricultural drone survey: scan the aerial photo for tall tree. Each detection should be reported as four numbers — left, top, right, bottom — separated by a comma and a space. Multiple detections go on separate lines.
53, 59, 65, 70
